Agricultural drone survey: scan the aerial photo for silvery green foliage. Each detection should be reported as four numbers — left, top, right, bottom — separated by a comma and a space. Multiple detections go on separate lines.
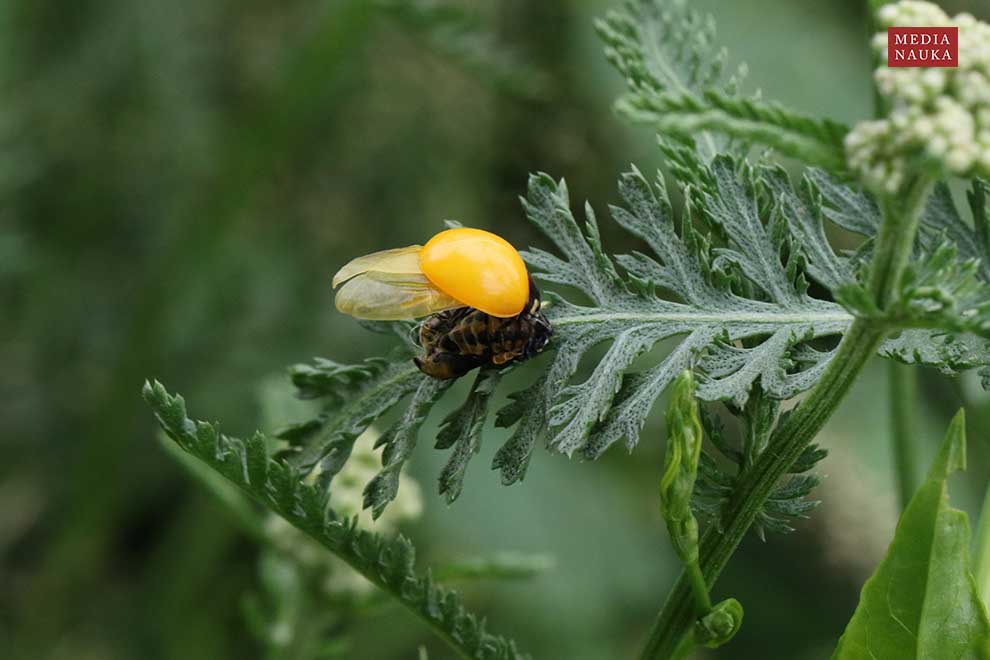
809, 172, 990, 277
271, 159, 990, 519
268, 152, 856, 511
694, 391, 827, 538
143, 381, 528, 660
274, 352, 456, 518
595, 0, 847, 169
839, 242, 990, 340
809, 173, 990, 373
497, 156, 852, 482
164, 0, 990, 525
436, 370, 502, 504
261, 0, 990, 522
277, 354, 432, 488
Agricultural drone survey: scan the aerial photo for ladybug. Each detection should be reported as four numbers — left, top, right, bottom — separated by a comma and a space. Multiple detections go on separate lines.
332, 227, 553, 380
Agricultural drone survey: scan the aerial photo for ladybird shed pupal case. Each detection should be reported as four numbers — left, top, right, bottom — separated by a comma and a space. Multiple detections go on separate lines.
331, 227, 552, 379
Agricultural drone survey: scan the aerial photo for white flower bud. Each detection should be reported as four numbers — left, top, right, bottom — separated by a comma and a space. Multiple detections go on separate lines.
847, 1, 990, 189
946, 148, 975, 173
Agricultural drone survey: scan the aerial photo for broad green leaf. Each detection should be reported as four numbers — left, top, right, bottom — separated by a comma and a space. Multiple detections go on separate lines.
832, 411, 990, 660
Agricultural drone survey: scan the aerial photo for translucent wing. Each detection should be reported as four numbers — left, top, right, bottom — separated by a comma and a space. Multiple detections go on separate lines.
332, 245, 463, 320
332, 246, 427, 288
334, 274, 463, 320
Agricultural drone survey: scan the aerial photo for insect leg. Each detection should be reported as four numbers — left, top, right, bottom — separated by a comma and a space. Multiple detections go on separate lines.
414, 351, 480, 380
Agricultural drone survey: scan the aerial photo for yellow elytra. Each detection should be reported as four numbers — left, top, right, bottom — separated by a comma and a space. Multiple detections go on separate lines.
332, 227, 530, 320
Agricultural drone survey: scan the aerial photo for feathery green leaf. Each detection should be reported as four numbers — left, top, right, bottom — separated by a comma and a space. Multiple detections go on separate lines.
695, 388, 826, 538
278, 352, 428, 509
364, 377, 452, 517
496, 155, 851, 484
284, 149, 990, 508
235, 2, 990, 516
804, 170, 990, 377
596, 0, 847, 168
143, 380, 529, 660
437, 370, 502, 503
838, 241, 990, 340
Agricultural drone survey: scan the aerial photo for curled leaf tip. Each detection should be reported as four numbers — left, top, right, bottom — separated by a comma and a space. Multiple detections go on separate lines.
695, 598, 744, 648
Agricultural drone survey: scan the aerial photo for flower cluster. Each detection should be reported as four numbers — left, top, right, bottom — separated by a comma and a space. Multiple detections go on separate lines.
845, 1, 990, 193
326, 427, 424, 529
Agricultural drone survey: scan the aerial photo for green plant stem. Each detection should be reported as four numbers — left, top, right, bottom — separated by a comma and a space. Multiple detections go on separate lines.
975, 480, 990, 612
640, 319, 885, 660
638, 175, 934, 660
672, 560, 724, 658
685, 561, 711, 614
888, 362, 920, 511
670, 632, 697, 660
868, 179, 934, 304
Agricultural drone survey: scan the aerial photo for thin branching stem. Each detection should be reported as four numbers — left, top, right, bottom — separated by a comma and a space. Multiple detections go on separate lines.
873, 0, 920, 514
888, 362, 920, 511
639, 174, 934, 659
670, 633, 697, 660
685, 563, 711, 614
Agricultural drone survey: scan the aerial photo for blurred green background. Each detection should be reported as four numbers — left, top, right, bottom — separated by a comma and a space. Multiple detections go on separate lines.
4, 0, 990, 658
